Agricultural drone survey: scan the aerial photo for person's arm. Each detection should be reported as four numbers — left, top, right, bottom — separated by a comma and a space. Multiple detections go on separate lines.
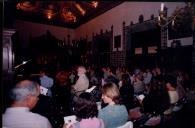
48, 78, 54, 88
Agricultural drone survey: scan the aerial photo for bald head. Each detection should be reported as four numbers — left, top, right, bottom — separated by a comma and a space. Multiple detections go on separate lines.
77, 66, 87, 74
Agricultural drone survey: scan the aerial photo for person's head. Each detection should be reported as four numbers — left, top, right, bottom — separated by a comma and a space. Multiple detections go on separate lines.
102, 83, 120, 104
121, 73, 131, 86
165, 75, 178, 90
77, 66, 87, 76
56, 71, 69, 86
155, 67, 161, 75
40, 68, 48, 77
146, 69, 151, 73
74, 92, 98, 120
101, 67, 107, 72
10, 80, 40, 109
149, 80, 165, 94
107, 67, 116, 76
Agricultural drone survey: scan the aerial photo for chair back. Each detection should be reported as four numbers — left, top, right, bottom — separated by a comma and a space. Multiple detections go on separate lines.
117, 121, 133, 128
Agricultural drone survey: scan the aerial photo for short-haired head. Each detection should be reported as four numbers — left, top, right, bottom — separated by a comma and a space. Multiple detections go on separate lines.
10, 80, 39, 102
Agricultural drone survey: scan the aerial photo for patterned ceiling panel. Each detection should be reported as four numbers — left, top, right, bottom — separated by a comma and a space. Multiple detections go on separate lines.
15, 1, 123, 28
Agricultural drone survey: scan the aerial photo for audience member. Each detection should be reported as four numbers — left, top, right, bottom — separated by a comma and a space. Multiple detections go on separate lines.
119, 73, 135, 110
64, 92, 104, 128
164, 75, 179, 115
105, 67, 119, 87
133, 75, 145, 95
72, 66, 89, 96
40, 68, 54, 97
142, 80, 170, 115
98, 83, 128, 128
143, 69, 152, 86
3, 80, 52, 128
165, 75, 179, 104
52, 71, 72, 115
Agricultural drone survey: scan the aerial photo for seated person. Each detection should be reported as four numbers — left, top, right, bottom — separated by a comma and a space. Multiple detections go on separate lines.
164, 75, 179, 114
72, 66, 89, 96
105, 67, 119, 87
129, 80, 170, 126
133, 75, 145, 95
142, 80, 170, 115
119, 73, 135, 110
39, 68, 54, 97
165, 75, 179, 105
3, 80, 52, 128
64, 92, 104, 128
98, 83, 128, 128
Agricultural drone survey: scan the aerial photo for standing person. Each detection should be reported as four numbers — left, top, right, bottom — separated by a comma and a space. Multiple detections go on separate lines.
40, 68, 54, 97
53, 71, 72, 116
72, 66, 89, 96
98, 83, 128, 128
3, 80, 52, 128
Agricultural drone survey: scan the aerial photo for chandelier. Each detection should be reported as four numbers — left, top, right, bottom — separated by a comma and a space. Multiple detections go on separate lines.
158, 3, 194, 29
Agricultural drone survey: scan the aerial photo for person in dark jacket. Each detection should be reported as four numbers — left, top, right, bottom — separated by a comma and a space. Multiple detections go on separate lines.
119, 73, 135, 110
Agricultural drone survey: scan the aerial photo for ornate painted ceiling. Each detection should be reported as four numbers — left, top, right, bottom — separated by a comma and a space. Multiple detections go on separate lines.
14, 1, 123, 28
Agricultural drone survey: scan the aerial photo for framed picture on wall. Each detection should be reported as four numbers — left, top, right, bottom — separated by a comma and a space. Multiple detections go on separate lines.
114, 35, 121, 48
135, 47, 142, 55
148, 46, 157, 54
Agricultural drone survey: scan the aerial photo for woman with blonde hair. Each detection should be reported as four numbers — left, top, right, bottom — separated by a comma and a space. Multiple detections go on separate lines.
98, 83, 128, 128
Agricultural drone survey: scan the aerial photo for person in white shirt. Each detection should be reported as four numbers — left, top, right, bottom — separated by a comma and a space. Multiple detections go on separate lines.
3, 80, 52, 128
40, 68, 54, 97
72, 66, 89, 96
165, 75, 179, 104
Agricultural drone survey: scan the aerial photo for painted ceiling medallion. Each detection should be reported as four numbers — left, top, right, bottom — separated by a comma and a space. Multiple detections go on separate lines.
43, 4, 58, 20
15, 1, 123, 28
61, 8, 77, 23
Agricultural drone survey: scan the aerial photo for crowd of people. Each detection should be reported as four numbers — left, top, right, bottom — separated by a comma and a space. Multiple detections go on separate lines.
2, 65, 194, 128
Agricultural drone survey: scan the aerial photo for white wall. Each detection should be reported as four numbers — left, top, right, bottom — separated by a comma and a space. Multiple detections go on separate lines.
168, 37, 193, 47
14, 20, 75, 48
75, 2, 186, 51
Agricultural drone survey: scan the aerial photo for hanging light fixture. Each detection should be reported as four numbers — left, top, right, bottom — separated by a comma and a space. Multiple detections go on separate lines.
157, 3, 191, 28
